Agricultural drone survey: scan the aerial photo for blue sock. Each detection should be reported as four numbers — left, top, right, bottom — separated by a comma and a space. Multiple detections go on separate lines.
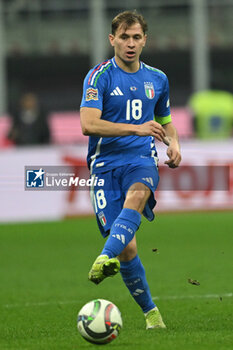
120, 255, 156, 313
101, 208, 141, 258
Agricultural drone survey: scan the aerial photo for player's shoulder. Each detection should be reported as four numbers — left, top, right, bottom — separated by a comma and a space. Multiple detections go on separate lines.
142, 62, 168, 81
86, 59, 113, 87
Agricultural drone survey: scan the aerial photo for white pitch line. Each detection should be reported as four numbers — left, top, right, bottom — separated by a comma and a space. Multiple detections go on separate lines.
2, 300, 80, 309
152, 292, 233, 301
2, 293, 232, 309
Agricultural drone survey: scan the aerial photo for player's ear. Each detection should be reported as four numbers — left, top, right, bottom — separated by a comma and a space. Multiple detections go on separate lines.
143, 34, 147, 47
109, 34, 115, 47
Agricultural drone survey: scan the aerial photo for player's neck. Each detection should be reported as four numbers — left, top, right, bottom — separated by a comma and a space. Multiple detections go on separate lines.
114, 56, 140, 73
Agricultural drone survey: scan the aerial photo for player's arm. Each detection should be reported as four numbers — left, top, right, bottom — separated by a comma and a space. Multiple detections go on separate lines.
162, 122, 181, 168
80, 107, 166, 141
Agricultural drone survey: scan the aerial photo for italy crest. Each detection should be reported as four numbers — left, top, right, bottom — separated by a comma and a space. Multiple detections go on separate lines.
144, 82, 155, 99
98, 211, 107, 226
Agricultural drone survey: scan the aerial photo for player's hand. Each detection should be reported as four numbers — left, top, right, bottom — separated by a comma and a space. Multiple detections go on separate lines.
164, 140, 181, 168
137, 121, 166, 142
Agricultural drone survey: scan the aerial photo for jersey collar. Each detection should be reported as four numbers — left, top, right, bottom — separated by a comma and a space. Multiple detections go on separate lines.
111, 57, 143, 70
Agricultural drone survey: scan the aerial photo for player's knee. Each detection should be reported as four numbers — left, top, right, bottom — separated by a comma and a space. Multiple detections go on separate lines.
125, 189, 149, 211
133, 190, 149, 203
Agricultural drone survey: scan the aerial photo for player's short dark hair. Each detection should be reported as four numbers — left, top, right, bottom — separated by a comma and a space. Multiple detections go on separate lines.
111, 10, 148, 35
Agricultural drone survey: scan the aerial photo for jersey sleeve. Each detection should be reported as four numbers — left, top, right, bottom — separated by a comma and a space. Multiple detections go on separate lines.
154, 75, 172, 125
80, 68, 106, 111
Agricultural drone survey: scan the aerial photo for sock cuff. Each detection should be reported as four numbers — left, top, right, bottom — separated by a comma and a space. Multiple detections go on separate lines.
120, 254, 140, 270
119, 208, 141, 229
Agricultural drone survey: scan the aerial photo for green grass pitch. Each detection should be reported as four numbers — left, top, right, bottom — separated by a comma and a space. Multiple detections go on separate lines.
0, 211, 233, 350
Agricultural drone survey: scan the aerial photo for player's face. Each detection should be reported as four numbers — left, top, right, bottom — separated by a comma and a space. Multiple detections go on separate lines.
109, 22, 147, 71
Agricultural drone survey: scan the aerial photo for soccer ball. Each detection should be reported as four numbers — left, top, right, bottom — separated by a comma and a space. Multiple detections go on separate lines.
77, 299, 122, 344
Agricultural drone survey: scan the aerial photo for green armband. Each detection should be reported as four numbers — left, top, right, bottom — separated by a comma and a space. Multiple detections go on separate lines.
154, 114, 172, 125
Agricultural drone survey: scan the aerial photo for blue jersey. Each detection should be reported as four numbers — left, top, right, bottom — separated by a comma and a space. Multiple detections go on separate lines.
80, 57, 172, 174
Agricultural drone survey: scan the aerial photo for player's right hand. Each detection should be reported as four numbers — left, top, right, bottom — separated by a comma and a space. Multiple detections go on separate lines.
136, 121, 166, 142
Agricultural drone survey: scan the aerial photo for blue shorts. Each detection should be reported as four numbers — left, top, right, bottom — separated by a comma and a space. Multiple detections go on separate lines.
90, 163, 159, 237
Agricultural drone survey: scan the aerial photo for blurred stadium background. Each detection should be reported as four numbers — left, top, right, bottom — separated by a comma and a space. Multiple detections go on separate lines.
0, 0, 232, 221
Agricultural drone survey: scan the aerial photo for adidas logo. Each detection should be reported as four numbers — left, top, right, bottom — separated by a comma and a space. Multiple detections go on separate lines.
110, 86, 124, 96
112, 234, 125, 244
133, 288, 145, 296
142, 177, 154, 186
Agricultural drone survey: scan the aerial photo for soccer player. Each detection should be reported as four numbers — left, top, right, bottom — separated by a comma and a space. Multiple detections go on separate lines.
80, 10, 181, 329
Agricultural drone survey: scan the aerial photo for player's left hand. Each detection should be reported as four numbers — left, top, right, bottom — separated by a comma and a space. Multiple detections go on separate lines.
164, 141, 181, 168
